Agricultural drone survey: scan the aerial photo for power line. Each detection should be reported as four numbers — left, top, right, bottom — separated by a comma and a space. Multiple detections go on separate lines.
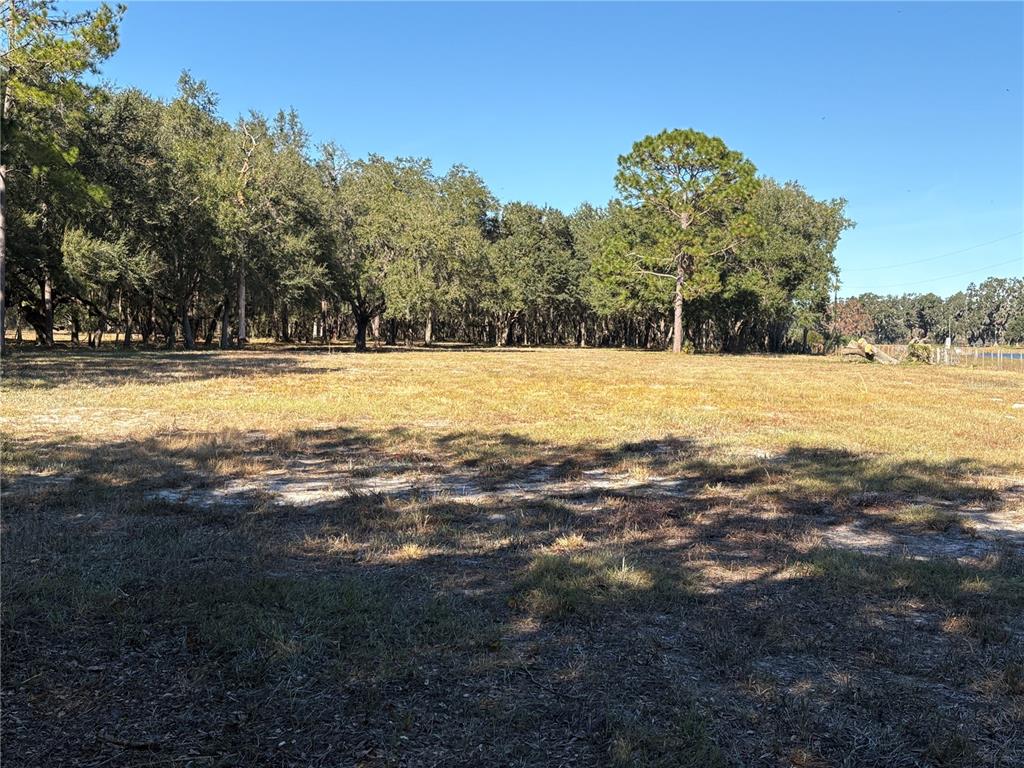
842, 230, 1024, 272
843, 256, 1022, 292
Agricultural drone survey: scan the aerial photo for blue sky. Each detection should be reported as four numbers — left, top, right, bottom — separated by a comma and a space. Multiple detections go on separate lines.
95, 1, 1022, 297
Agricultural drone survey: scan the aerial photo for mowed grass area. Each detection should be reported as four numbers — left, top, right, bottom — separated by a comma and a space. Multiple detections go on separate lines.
2, 346, 1023, 767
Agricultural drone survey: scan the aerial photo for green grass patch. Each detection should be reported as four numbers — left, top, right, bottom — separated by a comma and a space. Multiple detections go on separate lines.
512, 550, 695, 619
606, 705, 727, 768
182, 575, 499, 680
885, 504, 975, 534
803, 549, 1024, 612
2, 516, 500, 683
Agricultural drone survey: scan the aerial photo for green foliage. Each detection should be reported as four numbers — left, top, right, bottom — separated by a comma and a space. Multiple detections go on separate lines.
332, 155, 475, 342
1, 0, 125, 342
608, 132, 851, 352
576, 201, 668, 322
736, 179, 852, 351
80, 82, 223, 339
0, 1, 869, 357
61, 227, 159, 303
480, 201, 584, 343
614, 128, 759, 295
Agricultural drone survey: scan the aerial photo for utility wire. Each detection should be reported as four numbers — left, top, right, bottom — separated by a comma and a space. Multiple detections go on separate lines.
843, 230, 1023, 272
843, 256, 1022, 291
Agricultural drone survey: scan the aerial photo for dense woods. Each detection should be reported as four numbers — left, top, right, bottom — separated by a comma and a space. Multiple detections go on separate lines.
1, 2, 1014, 355
0, 1, 854, 354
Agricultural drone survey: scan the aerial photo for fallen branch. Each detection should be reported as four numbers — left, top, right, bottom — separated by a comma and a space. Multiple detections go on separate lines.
841, 338, 897, 364
99, 733, 164, 750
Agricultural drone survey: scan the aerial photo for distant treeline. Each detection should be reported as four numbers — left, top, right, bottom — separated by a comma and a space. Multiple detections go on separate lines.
834, 278, 1024, 346
13, 2, 1010, 357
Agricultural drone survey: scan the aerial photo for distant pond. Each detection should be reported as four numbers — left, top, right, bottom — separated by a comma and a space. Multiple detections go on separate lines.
976, 351, 1024, 360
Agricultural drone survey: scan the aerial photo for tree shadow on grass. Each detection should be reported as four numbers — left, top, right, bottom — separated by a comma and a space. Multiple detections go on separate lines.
1, 347, 360, 391
0, 343, 585, 391
2, 426, 1022, 766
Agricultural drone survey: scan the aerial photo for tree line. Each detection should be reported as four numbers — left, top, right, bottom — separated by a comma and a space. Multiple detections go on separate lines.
3, 2, 863, 354
834, 278, 1024, 347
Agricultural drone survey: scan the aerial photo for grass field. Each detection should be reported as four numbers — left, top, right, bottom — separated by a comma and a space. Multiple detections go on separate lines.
3, 346, 1023, 767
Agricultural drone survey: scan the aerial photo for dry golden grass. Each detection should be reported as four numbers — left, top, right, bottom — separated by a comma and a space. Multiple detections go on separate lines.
3, 346, 1022, 466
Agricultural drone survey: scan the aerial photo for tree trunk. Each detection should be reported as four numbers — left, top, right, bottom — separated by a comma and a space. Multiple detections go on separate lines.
181, 303, 195, 349
672, 268, 684, 353
0, 161, 6, 354
146, 301, 156, 345
354, 313, 370, 351
277, 301, 288, 342
236, 264, 247, 346
204, 312, 218, 346
42, 271, 54, 346
0, 0, 14, 353
219, 295, 231, 348
371, 314, 381, 348
424, 311, 433, 346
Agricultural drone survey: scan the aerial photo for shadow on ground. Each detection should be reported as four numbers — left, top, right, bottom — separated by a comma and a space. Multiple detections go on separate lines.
0, 343, 566, 390
3, 426, 1022, 767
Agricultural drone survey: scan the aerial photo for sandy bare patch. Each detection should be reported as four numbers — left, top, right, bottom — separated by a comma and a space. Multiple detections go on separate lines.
143, 463, 694, 509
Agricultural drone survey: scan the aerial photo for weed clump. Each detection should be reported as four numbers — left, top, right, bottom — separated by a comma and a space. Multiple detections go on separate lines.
904, 338, 932, 364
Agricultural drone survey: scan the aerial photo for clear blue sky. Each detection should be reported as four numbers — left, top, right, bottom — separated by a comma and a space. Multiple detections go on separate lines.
94, 1, 1022, 297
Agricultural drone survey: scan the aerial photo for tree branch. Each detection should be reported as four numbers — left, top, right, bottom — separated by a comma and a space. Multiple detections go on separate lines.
638, 267, 676, 280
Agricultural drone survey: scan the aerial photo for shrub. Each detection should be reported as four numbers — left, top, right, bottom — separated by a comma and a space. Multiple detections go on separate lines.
905, 339, 932, 364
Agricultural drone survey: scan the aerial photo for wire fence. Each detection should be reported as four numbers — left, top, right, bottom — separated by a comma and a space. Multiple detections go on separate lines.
869, 344, 1024, 372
